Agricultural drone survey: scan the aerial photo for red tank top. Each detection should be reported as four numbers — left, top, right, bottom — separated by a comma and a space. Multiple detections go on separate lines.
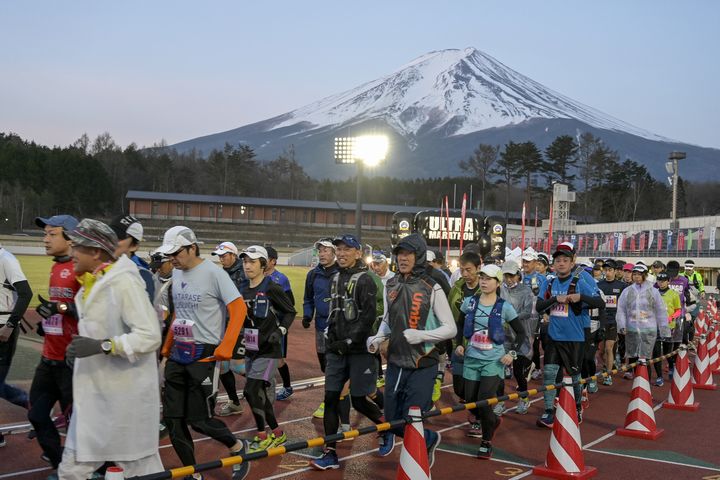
42, 259, 80, 361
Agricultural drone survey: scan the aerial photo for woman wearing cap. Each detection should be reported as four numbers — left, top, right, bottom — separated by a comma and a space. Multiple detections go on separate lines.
238, 246, 296, 453
616, 264, 671, 382
457, 264, 527, 459
654, 272, 681, 386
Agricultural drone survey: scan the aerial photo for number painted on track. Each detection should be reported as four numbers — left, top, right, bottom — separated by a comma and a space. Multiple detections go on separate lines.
494, 466, 525, 476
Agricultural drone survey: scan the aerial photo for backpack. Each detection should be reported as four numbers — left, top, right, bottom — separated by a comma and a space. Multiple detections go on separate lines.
544, 267, 585, 316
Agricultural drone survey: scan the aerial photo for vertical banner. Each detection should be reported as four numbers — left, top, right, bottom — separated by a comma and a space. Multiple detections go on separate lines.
618, 232, 624, 251
698, 228, 704, 256
667, 230, 673, 251
648, 230, 654, 250
459, 193, 467, 253
711, 225, 717, 250
630, 234, 636, 251
520, 201, 526, 251
593, 234, 599, 252
547, 200, 554, 254
639, 231, 646, 251
657, 231, 663, 251
438, 199, 444, 253
534, 205, 539, 248
687, 229, 693, 251
444, 196, 450, 255
578, 235, 584, 251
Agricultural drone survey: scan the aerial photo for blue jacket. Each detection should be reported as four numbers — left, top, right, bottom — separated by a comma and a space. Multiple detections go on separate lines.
131, 254, 155, 301
303, 262, 339, 331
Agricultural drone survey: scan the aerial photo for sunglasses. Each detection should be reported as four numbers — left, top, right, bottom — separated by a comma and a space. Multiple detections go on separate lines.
168, 246, 190, 257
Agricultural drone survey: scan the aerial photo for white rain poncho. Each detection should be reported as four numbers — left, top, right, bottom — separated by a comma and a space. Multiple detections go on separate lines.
616, 281, 671, 359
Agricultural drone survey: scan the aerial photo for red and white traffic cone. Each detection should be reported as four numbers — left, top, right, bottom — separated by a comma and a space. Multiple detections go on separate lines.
663, 346, 700, 411
695, 311, 707, 337
616, 360, 664, 440
707, 324, 719, 374
692, 334, 717, 390
533, 377, 597, 479
396, 406, 430, 480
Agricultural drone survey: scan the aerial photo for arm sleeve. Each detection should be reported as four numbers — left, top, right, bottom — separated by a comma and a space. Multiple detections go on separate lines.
213, 297, 247, 359
303, 270, 315, 320
411, 284, 457, 343
112, 279, 162, 362
536, 296, 556, 314
269, 283, 296, 330
507, 316, 529, 357
7, 280, 32, 328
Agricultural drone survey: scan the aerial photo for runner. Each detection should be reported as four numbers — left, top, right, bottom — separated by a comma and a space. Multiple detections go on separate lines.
666, 260, 692, 349
366, 233, 455, 464
211, 242, 246, 417
457, 263, 527, 459
238, 246, 295, 453
522, 248, 546, 382
302, 238, 340, 419
654, 271, 681, 386
581, 263, 605, 401
109, 214, 155, 300
370, 252, 395, 390
616, 264, 670, 384
681, 260, 705, 298
535, 242, 604, 428
27, 215, 80, 470
0, 240, 33, 448
449, 243, 481, 285
156, 226, 250, 480
58, 219, 162, 479
264, 246, 295, 401
310, 234, 384, 471
597, 259, 625, 385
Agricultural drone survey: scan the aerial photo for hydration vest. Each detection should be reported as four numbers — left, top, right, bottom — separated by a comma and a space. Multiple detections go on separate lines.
464, 296, 506, 345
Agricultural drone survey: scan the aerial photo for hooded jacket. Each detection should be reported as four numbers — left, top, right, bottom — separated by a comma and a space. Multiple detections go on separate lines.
500, 281, 535, 359
303, 261, 339, 331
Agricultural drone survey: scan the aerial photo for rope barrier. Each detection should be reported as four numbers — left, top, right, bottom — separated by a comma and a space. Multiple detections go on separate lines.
128, 345, 690, 480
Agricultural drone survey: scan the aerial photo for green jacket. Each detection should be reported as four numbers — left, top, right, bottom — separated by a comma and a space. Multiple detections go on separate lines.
448, 277, 480, 347
681, 270, 705, 294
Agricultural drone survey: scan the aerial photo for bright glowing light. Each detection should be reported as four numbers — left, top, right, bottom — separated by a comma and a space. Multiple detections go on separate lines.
365, 256, 373, 265
353, 135, 388, 166
450, 259, 459, 270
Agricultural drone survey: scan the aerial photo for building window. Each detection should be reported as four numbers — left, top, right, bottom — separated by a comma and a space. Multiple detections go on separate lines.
209, 204, 214, 217
248, 207, 254, 220
152, 202, 159, 216
271, 208, 278, 222
184, 204, 191, 216
218, 204, 223, 217
311, 210, 316, 224
303, 210, 309, 223
176, 203, 182, 216
280, 208, 286, 221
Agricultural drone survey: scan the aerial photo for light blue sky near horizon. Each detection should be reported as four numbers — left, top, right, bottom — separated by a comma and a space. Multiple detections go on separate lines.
1, 1, 718, 150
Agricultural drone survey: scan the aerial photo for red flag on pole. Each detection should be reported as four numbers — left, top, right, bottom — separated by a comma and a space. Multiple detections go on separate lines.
658, 231, 663, 251
547, 200, 554, 254
438, 199, 444, 253
444, 196, 450, 255
459, 193, 467, 252
521, 201, 526, 251
593, 234, 599, 252
699, 228, 704, 255
630, 235, 636, 251
534, 205, 539, 247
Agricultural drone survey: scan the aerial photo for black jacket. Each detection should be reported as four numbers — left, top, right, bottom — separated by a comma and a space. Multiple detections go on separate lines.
326, 262, 377, 354
224, 259, 248, 292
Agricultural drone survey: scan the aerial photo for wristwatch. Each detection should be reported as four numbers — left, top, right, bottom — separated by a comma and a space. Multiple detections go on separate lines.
279, 326, 287, 335
57, 302, 68, 314
101, 339, 113, 355
508, 350, 517, 359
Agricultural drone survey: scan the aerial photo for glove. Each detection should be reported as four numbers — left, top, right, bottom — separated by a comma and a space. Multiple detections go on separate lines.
36, 295, 59, 319
366, 335, 385, 353
402, 328, 426, 345
68, 335, 104, 358
328, 340, 350, 355
268, 330, 283, 345
302, 317, 312, 329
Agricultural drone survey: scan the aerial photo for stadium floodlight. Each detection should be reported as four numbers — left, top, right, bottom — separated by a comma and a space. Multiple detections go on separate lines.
665, 162, 674, 175
668, 151, 687, 231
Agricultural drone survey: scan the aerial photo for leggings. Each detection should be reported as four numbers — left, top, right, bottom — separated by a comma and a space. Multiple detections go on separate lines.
513, 356, 532, 392
317, 352, 326, 373
165, 417, 236, 466
219, 370, 240, 404
244, 378, 279, 432
465, 376, 502, 441
324, 391, 383, 449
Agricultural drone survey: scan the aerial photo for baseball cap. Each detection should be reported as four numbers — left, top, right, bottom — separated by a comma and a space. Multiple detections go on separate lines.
426, 250, 437, 262
265, 246, 278, 260
501, 260, 521, 276
67, 219, 118, 259
332, 234, 361, 250
156, 226, 198, 255
240, 245, 268, 260
552, 242, 575, 259
110, 214, 144, 242
149, 251, 171, 269
521, 248, 538, 261
592, 264, 602, 271
684, 260, 695, 268
35, 215, 79, 232
479, 264, 503, 282
603, 259, 617, 269
211, 241, 238, 256
656, 271, 670, 281
652, 260, 665, 269
537, 252, 550, 265
623, 263, 634, 272
372, 252, 388, 263
315, 237, 335, 250
632, 263, 648, 273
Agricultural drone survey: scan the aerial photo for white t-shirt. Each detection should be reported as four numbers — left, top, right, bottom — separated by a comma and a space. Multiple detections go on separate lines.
171, 259, 241, 344
0, 248, 28, 325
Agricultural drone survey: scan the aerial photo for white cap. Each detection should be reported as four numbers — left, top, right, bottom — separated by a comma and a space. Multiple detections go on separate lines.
480, 264, 503, 282
211, 241, 239, 256
426, 250, 436, 262
240, 245, 268, 260
314, 238, 335, 250
501, 260, 521, 276
156, 226, 198, 255
521, 248, 537, 261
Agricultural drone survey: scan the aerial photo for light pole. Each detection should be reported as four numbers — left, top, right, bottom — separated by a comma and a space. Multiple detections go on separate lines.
666, 151, 686, 231
334, 135, 388, 243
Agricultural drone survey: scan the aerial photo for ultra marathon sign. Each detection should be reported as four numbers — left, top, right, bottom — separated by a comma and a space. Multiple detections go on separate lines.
424, 216, 476, 241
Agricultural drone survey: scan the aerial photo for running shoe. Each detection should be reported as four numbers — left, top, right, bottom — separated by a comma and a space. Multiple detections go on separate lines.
313, 402, 325, 419
378, 431, 395, 456
537, 409, 555, 428
602, 374, 613, 386
526, 362, 536, 383
581, 389, 590, 409
466, 422, 483, 438
231, 440, 251, 480
269, 432, 287, 448
515, 398, 530, 415
0, 432, 5, 447
477, 440, 493, 460
623, 371, 633, 380
310, 449, 340, 470
426, 430, 441, 468
493, 401, 505, 416
376, 377, 385, 388
248, 434, 275, 453
654, 377, 664, 387
588, 380, 599, 394
432, 378, 442, 402
276, 387, 294, 401
531, 369, 542, 380
218, 401, 244, 416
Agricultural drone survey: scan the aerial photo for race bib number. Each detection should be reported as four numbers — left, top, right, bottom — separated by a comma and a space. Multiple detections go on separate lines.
244, 328, 259, 351
605, 295, 617, 308
42, 315, 64, 336
172, 318, 195, 341
590, 319, 600, 333
470, 329, 493, 350
551, 303, 569, 318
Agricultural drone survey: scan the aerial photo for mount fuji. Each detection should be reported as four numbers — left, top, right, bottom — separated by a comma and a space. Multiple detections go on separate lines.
170, 48, 719, 181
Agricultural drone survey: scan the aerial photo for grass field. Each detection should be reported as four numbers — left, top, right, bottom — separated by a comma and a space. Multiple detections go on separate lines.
16, 255, 311, 312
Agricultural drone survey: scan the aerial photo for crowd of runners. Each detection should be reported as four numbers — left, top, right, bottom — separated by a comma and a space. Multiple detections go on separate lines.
0, 214, 713, 479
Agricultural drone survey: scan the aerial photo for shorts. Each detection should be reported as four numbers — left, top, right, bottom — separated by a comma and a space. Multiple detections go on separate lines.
163, 359, 220, 421
601, 325, 618, 342
246, 356, 278, 384
324, 352, 376, 396
315, 329, 326, 354
462, 355, 504, 381
544, 337, 583, 376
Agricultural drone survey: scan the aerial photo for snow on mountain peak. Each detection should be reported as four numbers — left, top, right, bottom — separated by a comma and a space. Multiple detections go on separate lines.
271, 48, 666, 142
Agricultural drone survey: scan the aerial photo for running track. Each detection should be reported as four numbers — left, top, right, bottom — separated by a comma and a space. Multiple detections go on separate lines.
1, 315, 719, 480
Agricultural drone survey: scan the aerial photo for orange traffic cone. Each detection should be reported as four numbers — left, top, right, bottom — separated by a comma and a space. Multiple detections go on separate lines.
692, 334, 717, 390
663, 346, 700, 411
396, 406, 430, 480
708, 324, 720, 374
616, 360, 664, 440
533, 377, 597, 479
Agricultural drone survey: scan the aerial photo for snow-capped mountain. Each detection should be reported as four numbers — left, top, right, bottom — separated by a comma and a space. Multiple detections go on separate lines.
170, 48, 718, 180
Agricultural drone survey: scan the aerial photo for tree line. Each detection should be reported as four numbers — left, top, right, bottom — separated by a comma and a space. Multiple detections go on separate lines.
0, 131, 714, 233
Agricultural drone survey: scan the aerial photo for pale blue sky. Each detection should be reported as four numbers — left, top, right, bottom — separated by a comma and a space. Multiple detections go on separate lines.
1, 1, 718, 149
